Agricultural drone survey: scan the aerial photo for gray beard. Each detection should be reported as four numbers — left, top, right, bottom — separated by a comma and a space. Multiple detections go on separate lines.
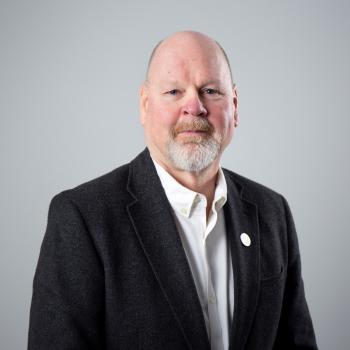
167, 137, 221, 172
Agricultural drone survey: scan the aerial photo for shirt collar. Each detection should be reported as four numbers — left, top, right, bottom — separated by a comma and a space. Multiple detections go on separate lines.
152, 158, 227, 218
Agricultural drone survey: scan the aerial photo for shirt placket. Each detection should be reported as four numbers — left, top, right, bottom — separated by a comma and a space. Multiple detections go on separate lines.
204, 208, 224, 350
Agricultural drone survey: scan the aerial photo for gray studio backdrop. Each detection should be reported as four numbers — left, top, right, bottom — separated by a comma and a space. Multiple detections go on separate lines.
1, 0, 349, 349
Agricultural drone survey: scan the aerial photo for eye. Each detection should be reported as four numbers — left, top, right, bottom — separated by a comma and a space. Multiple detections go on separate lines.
166, 89, 179, 95
203, 88, 219, 95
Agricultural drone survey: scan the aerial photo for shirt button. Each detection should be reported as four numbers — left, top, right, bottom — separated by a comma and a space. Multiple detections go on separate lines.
180, 208, 188, 215
209, 296, 216, 304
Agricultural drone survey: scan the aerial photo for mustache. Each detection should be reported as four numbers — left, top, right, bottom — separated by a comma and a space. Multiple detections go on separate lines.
172, 118, 214, 137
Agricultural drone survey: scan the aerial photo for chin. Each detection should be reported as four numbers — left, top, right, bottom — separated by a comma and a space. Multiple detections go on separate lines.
167, 138, 221, 172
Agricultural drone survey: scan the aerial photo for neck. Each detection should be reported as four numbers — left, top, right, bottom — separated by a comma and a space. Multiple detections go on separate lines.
152, 153, 220, 219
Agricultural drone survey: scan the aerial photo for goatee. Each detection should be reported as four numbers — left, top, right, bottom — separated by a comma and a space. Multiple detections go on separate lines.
167, 118, 221, 172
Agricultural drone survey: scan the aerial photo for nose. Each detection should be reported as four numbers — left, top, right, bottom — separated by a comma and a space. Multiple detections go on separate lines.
182, 92, 207, 117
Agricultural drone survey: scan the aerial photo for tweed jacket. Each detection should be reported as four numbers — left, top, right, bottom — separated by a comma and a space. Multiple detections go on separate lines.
28, 149, 317, 349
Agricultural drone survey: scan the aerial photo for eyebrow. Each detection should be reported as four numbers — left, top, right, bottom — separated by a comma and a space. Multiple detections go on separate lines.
201, 79, 236, 89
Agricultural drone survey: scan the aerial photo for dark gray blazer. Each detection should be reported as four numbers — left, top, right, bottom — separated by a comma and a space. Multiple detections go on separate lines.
28, 149, 317, 349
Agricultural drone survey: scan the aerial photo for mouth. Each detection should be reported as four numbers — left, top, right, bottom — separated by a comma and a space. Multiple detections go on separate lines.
177, 129, 208, 135
174, 129, 211, 145
175, 129, 210, 140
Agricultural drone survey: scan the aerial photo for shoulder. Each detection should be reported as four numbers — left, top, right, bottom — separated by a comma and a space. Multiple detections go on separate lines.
223, 168, 288, 213
47, 149, 154, 220
50, 161, 132, 216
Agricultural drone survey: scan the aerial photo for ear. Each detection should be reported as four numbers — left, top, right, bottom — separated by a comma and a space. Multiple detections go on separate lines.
232, 85, 239, 127
140, 83, 149, 125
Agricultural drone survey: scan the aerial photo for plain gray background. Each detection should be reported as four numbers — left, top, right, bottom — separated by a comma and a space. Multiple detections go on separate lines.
1, 0, 349, 348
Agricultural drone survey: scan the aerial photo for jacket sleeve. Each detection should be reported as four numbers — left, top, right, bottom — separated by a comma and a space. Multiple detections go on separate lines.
28, 193, 105, 350
273, 196, 318, 349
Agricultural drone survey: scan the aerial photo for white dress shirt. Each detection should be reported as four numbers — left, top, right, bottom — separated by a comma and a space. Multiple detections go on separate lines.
152, 159, 234, 350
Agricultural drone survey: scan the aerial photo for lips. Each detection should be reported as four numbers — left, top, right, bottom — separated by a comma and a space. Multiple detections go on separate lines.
178, 129, 207, 134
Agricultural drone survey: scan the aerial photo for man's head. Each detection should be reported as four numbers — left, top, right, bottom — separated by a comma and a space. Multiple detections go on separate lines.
140, 31, 239, 174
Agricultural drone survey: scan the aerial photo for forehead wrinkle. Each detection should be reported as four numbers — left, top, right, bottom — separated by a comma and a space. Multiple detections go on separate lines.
152, 65, 230, 92
159, 78, 225, 87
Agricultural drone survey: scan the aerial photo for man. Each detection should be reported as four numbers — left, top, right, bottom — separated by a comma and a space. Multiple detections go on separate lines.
28, 31, 318, 349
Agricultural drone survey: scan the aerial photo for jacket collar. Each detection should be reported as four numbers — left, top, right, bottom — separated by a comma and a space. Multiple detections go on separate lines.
126, 149, 260, 350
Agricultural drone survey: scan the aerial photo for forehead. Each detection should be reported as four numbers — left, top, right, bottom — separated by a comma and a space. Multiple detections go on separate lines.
148, 41, 230, 85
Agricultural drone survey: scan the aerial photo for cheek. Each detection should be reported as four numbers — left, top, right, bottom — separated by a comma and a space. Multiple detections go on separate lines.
145, 101, 180, 145
208, 103, 235, 147
209, 104, 234, 131
148, 100, 179, 128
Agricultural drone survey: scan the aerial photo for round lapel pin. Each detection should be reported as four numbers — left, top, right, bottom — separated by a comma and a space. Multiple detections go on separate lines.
240, 233, 251, 247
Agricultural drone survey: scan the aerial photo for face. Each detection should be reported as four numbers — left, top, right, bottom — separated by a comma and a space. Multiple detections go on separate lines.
140, 35, 238, 173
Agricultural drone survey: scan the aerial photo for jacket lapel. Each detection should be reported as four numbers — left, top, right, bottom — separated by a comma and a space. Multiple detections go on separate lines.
126, 149, 210, 350
224, 171, 260, 350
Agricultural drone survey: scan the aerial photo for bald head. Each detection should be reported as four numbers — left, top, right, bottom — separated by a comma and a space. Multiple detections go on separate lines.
145, 31, 234, 87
